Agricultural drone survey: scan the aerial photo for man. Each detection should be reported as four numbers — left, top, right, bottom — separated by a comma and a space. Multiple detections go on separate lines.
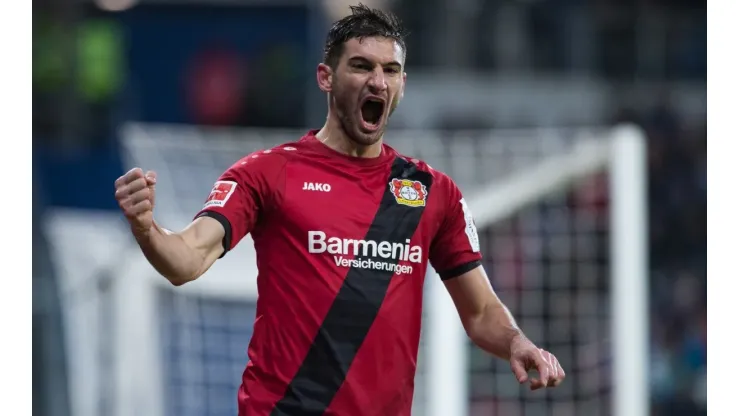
114, 4, 565, 416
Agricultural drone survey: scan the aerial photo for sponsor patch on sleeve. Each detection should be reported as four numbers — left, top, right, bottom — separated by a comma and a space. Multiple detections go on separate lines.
460, 198, 480, 252
204, 181, 237, 208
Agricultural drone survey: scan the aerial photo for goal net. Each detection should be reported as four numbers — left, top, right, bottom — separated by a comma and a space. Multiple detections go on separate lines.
85, 123, 647, 416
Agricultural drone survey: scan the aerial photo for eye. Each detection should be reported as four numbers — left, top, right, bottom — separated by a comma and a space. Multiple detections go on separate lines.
384, 67, 400, 74
352, 63, 372, 71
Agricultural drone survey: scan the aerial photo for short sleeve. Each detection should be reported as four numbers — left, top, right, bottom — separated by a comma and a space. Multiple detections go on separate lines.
429, 175, 483, 280
194, 152, 287, 256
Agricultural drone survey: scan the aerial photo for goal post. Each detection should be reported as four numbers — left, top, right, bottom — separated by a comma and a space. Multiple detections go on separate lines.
424, 125, 648, 416
609, 126, 649, 416
51, 123, 648, 416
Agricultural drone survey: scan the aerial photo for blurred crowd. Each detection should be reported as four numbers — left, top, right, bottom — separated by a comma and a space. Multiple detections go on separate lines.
582, 98, 704, 416
636, 107, 706, 415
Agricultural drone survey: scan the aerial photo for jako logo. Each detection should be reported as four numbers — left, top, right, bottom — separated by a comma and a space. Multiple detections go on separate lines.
308, 231, 421, 275
303, 182, 331, 192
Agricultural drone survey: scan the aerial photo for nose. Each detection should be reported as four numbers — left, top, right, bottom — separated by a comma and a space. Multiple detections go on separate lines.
367, 67, 388, 94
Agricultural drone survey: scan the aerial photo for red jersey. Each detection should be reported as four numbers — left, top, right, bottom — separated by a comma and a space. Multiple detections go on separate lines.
195, 131, 482, 416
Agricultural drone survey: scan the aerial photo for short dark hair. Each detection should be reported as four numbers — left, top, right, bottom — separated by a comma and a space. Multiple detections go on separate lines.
323, 3, 407, 69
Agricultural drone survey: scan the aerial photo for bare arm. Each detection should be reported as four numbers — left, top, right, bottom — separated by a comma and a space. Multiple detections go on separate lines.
432, 175, 564, 389
115, 168, 227, 286
444, 265, 566, 389
134, 216, 225, 286
443, 265, 521, 359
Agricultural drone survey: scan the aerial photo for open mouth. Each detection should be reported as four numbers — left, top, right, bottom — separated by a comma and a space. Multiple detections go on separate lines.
360, 97, 385, 129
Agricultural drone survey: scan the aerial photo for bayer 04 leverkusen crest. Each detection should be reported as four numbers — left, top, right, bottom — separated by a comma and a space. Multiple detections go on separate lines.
389, 178, 428, 207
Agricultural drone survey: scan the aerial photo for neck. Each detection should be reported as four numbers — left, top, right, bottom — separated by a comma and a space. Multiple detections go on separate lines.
315, 113, 383, 159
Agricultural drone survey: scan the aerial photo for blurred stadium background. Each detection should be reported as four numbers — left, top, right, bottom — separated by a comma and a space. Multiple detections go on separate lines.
32, 0, 706, 416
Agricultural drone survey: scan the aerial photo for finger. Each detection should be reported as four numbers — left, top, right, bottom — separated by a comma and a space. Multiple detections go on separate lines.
121, 194, 151, 214
114, 168, 140, 188
123, 167, 145, 184
125, 200, 152, 217
116, 183, 146, 203
535, 352, 551, 388
544, 350, 557, 385
125, 177, 149, 195
115, 179, 147, 202
546, 353, 557, 386
542, 353, 557, 386
114, 175, 126, 189
510, 359, 529, 384
145, 170, 157, 185
128, 167, 145, 178
541, 354, 565, 387
127, 189, 151, 206
529, 377, 546, 391
554, 358, 565, 386
558, 360, 565, 379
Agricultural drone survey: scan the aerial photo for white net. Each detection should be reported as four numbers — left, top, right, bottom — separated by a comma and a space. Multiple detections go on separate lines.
103, 123, 646, 416
469, 182, 610, 416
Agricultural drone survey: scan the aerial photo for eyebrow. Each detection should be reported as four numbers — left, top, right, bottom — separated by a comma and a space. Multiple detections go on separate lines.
348, 56, 402, 69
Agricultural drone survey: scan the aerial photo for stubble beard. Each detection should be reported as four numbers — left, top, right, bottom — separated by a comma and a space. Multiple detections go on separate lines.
339, 110, 384, 147
332, 87, 393, 148
332, 93, 381, 147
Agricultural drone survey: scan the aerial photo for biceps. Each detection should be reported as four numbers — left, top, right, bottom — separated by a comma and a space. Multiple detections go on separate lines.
179, 216, 227, 263
443, 266, 501, 323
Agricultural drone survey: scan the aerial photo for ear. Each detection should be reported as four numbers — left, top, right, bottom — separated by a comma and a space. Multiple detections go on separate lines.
398, 72, 407, 101
317, 63, 333, 93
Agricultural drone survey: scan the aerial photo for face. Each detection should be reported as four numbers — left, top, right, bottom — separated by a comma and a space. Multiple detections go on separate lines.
317, 37, 406, 146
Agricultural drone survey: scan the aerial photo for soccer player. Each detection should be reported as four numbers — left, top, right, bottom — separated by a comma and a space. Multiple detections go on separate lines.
114, 4, 565, 416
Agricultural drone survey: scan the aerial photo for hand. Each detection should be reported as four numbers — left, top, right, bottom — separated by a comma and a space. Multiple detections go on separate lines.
115, 168, 157, 236
509, 334, 565, 390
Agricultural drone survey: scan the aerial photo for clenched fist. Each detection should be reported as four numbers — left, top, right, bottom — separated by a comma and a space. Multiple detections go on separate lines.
115, 168, 157, 236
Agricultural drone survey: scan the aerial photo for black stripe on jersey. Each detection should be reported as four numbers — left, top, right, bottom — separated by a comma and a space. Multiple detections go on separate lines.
271, 157, 432, 416
195, 210, 232, 258
439, 259, 482, 280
